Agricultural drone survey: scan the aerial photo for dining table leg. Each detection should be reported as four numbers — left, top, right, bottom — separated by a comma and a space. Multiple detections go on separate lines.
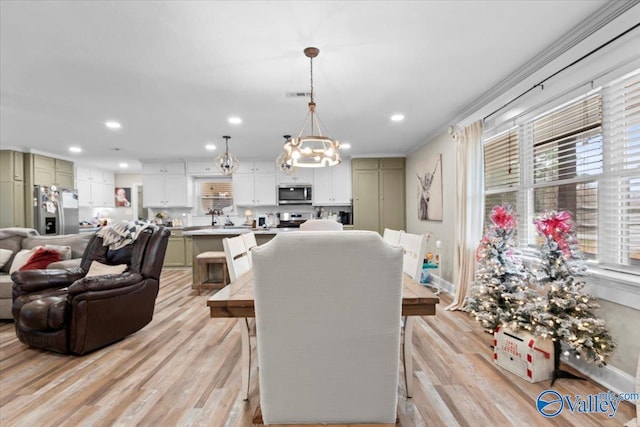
240, 317, 251, 400
403, 316, 415, 398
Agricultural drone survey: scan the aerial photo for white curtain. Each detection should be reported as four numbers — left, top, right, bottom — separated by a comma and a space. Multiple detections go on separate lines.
446, 120, 484, 311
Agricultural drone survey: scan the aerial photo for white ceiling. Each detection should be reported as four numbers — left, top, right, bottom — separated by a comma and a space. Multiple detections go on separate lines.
0, 1, 615, 171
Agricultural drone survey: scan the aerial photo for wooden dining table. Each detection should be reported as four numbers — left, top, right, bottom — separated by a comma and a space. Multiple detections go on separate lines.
206, 271, 440, 400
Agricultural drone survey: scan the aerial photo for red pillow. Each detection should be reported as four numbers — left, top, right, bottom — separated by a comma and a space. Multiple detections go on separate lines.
19, 247, 61, 271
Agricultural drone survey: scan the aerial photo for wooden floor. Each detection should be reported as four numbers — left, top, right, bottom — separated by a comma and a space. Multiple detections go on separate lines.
0, 268, 635, 426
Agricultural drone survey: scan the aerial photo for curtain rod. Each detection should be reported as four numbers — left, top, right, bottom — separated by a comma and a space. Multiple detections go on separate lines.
483, 22, 640, 123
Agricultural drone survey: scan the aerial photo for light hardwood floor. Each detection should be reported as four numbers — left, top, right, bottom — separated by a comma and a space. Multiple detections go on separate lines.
0, 268, 636, 426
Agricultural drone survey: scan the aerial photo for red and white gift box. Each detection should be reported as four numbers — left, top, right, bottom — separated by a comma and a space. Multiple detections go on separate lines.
494, 326, 554, 383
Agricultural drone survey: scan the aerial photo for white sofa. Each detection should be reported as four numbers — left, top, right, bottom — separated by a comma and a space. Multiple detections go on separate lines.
0, 228, 91, 319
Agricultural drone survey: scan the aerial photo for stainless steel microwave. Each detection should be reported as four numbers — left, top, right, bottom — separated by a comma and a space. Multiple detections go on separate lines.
277, 185, 312, 205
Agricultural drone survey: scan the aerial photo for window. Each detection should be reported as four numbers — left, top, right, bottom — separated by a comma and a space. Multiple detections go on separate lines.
483, 69, 640, 273
529, 94, 602, 258
601, 73, 640, 268
483, 128, 519, 230
196, 179, 233, 215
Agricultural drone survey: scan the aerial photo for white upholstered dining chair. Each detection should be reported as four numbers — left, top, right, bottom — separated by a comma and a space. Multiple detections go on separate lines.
398, 231, 428, 398
299, 219, 344, 231
252, 231, 403, 425
222, 234, 254, 400
382, 228, 404, 245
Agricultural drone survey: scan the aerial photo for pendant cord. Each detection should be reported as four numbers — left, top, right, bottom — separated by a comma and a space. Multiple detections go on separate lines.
309, 55, 315, 133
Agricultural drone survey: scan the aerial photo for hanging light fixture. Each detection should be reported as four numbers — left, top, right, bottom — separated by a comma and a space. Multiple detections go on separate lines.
276, 135, 295, 175
282, 47, 341, 168
215, 135, 239, 175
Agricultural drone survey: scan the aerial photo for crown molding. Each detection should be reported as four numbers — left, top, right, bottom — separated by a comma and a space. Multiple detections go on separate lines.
411, 1, 640, 154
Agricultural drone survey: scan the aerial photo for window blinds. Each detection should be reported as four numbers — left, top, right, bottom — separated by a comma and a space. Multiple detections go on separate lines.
484, 128, 520, 189
483, 129, 520, 231
525, 94, 603, 258
600, 72, 640, 268
481, 69, 640, 272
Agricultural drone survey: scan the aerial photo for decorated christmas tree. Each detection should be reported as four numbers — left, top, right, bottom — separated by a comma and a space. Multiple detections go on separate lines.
519, 210, 614, 367
468, 205, 537, 332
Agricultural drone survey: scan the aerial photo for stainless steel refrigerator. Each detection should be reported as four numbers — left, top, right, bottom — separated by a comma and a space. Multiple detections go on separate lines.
33, 186, 80, 235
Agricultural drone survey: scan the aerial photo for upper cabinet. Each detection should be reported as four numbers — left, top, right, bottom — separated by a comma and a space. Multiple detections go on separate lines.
31, 154, 74, 187
233, 161, 277, 206
76, 167, 115, 207
277, 167, 313, 185
186, 161, 221, 176
0, 150, 24, 182
313, 159, 351, 206
0, 150, 25, 227
142, 161, 192, 207
142, 162, 185, 175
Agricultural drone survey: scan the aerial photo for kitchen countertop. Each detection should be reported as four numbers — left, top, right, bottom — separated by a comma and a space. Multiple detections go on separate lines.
79, 226, 99, 233
184, 227, 300, 236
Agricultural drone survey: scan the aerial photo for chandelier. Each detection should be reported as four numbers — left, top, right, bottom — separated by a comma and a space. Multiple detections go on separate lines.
276, 135, 295, 175
281, 47, 341, 168
215, 135, 239, 175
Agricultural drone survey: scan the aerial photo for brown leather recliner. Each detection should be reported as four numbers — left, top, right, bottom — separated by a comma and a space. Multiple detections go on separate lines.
11, 226, 170, 355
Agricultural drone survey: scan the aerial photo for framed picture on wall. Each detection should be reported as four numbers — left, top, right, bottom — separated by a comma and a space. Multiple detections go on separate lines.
115, 187, 132, 207
416, 154, 443, 221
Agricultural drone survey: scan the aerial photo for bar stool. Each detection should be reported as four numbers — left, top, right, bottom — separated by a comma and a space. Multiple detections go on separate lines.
196, 251, 228, 296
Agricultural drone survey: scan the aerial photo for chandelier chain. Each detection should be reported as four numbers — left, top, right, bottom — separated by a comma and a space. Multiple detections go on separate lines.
309, 55, 314, 104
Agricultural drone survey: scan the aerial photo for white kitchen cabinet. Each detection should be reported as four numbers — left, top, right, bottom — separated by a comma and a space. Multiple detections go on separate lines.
277, 167, 313, 185
142, 161, 192, 207
235, 161, 276, 174
142, 162, 185, 175
313, 159, 352, 205
233, 162, 276, 206
143, 174, 191, 207
76, 167, 115, 207
186, 161, 222, 176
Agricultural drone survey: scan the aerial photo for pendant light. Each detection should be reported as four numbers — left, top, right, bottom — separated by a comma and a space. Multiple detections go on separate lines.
282, 47, 341, 168
215, 135, 239, 175
276, 135, 295, 175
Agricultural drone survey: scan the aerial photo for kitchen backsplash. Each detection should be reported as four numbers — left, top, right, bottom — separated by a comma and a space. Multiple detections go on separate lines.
81, 205, 351, 228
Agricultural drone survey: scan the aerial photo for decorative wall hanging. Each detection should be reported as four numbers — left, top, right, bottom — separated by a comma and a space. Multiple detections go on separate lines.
416, 154, 443, 221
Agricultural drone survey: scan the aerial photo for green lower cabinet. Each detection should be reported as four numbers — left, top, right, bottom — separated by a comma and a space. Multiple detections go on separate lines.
163, 230, 193, 267
164, 230, 186, 267
185, 236, 193, 267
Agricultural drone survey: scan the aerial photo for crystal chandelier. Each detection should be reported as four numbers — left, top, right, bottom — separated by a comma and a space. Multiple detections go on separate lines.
276, 135, 295, 175
281, 47, 341, 168
215, 135, 239, 175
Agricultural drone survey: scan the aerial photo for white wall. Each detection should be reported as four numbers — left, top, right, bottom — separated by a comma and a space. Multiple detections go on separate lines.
405, 132, 456, 284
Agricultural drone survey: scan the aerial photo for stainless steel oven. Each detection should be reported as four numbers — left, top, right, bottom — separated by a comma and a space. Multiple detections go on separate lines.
277, 185, 312, 205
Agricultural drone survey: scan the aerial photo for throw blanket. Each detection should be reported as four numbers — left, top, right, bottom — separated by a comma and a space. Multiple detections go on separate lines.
0, 228, 39, 240
97, 221, 153, 250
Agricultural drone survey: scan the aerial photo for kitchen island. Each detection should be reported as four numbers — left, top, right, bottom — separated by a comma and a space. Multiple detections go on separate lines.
183, 227, 299, 292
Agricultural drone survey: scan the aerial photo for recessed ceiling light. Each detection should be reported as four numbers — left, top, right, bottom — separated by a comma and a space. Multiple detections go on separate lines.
341, 143, 351, 150
228, 116, 242, 124
205, 144, 216, 151
69, 146, 82, 153
105, 120, 122, 129
119, 163, 128, 168
391, 114, 405, 122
